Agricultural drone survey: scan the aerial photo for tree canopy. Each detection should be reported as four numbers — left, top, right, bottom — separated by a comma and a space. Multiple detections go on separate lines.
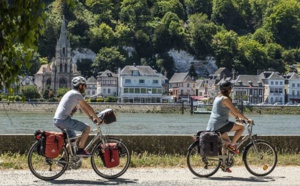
2, 0, 300, 94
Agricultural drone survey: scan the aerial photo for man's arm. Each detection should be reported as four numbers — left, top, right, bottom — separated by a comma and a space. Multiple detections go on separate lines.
78, 100, 102, 124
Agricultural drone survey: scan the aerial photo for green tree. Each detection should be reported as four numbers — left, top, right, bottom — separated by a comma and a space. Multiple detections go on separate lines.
212, 30, 239, 70
90, 23, 115, 53
76, 59, 93, 78
153, 0, 185, 19
0, 1, 46, 92
184, 0, 213, 18
22, 85, 41, 100
264, 0, 300, 48
92, 47, 126, 75
188, 13, 220, 58
238, 37, 268, 74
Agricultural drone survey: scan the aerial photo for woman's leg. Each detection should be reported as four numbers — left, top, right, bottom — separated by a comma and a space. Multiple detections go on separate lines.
230, 122, 244, 144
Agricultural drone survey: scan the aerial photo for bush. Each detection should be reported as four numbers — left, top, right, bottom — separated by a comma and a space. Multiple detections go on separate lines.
56, 88, 70, 98
22, 85, 40, 100
96, 97, 104, 102
104, 96, 118, 102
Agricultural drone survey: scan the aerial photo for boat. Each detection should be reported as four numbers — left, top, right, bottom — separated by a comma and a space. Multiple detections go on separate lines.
193, 102, 211, 114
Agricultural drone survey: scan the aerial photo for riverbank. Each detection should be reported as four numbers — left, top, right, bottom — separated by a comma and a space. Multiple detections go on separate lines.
1, 102, 300, 114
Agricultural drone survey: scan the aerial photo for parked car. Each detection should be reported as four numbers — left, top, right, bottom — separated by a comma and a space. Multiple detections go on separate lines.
273, 102, 284, 106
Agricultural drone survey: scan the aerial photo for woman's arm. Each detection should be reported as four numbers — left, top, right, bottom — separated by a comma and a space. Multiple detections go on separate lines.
223, 97, 251, 122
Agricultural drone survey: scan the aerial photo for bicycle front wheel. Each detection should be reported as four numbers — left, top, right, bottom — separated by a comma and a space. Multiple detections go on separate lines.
187, 142, 221, 177
27, 141, 69, 180
91, 138, 131, 179
243, 140, 277, 176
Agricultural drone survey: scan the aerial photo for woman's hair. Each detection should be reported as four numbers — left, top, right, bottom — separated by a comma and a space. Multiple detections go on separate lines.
219, 81, 232, 100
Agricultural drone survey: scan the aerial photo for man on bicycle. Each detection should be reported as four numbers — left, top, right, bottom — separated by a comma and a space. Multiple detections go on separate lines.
53, 76, 102, 157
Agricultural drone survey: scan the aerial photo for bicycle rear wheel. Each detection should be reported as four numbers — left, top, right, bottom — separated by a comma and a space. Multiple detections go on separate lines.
187, 142, 221, 177
27, 141, 69, 180
91, 138, 131, 179
243, 140, 277, 176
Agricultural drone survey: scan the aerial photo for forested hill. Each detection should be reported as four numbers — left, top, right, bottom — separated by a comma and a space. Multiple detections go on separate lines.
37, 0, 300, 79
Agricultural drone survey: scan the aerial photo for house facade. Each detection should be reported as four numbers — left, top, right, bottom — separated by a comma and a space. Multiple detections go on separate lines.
96, 70, 118, 97
169, 72, 196, 102
85, 76, 97, 98
259, 71, 285, 104
284, 72, 300, 103
232, 75, 264, 104
118, 65, 166, 103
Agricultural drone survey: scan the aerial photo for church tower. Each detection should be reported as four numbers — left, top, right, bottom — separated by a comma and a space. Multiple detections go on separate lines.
51, 15, 73, 92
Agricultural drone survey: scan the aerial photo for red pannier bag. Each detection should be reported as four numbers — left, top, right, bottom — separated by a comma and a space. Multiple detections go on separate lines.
44, 131, 64, 158
101, 143, 120, 168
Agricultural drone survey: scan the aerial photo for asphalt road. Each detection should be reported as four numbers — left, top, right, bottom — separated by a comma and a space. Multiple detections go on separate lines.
0, 166, 299, 186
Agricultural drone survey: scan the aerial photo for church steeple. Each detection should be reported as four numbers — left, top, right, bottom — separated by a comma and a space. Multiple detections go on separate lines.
58, 15, 68, 46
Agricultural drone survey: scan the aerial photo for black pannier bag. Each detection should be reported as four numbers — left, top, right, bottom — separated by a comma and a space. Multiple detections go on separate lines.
199, 131, 222, 157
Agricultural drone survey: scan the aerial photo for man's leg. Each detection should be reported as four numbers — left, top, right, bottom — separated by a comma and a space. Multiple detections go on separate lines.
78, 125, 90, 149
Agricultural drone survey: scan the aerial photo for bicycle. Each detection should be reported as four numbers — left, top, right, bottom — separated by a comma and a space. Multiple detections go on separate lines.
27, 109, 131, 181
187, 121, 277, 177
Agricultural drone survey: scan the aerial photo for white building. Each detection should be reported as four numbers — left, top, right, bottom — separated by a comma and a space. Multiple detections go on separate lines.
284, 72, 300, 103
85, 76, 97, 98
118, 65, 166, 103
96, 70, 118, 97
259, 71, 285, 104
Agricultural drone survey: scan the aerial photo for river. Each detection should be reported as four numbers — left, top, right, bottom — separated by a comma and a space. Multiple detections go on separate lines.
0, 111, 298, 135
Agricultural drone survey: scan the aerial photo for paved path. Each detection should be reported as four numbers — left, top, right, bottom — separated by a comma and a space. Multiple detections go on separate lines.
0, 166, 299, 186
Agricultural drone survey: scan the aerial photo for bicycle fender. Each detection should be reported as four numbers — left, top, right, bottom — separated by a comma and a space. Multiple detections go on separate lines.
187, 141, 198, 151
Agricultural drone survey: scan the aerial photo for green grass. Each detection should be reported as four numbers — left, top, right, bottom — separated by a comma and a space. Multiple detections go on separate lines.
0, 152, 299, 170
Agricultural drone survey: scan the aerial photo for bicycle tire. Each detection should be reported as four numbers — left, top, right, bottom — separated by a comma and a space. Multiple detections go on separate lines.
187, 141, 221, 177
243, 140, 277, 176
91, 137, 131, 179
27, 141, 69, 181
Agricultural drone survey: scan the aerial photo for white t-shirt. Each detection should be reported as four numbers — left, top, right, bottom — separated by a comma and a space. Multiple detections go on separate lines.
54, 89, 84, 120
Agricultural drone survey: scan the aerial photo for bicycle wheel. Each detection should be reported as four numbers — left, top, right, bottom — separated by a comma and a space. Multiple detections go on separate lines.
27, 141, 69, 180
243, 140, 277, 176
187, 142, 221, 177
91, 138, 131, 179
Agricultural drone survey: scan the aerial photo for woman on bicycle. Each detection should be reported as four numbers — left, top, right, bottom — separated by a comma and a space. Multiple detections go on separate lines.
206, 80, 253, 171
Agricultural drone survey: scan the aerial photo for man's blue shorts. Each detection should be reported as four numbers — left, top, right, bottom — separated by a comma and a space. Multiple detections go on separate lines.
54, 117, 87, 138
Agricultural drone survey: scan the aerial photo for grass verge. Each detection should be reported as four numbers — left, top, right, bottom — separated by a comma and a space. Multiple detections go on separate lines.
0, 152, 299, 170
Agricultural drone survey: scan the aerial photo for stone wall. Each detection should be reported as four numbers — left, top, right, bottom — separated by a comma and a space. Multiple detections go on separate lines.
0, 134, 298, 155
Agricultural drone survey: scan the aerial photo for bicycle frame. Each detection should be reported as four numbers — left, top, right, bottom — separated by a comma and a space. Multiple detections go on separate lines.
63, 124, 107, 157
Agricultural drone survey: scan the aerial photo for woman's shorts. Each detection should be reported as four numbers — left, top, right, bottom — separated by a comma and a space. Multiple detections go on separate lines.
216, 121, 234, 134
54, 117, 87, 138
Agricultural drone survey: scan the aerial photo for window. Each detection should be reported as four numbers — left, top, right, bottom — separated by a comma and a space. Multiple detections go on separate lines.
135, 88, 140, 94
187, 83, 190, 87
124, 88, 129, 93
147, 89, 152, 94
139, 79, 145, 84
280, 81, 283, 85
271, 81, 273, 85
125, 79, 131, 84
108, 89, 111, 94
275, 81, 278, 85
132, 70, 139, 76
129, 88, 134, 93
153, 80, 158, 84
152, 89, 157, 94
292, 83, 295, 88
141, 88, 146, 93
